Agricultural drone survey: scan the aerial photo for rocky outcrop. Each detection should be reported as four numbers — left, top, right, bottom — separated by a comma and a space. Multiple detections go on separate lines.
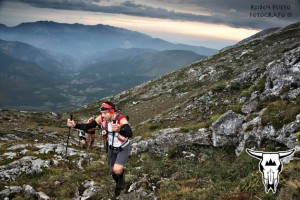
0, 185, 50, 200
0, 156, 51, 181
264, 47, 300, 97
0, 180, 102, 200
0, 143, 91, 182
132, 109, 300, 157
131, 127, 211, 155
74, 180, 102, 200
210, 110, 245, 147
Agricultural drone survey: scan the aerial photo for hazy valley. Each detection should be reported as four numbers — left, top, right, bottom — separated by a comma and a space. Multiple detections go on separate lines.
0, 21, 213, 112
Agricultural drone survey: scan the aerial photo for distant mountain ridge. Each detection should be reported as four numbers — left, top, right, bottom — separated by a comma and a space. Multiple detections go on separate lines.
0, 50, 68, 109
0, 21, 217, 63
81, 49, 205, 78
0, 39, 75, 74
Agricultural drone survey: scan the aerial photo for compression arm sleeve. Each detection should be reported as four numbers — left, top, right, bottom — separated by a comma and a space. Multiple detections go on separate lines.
119, 124, 132, 137
74, 120, 98, 132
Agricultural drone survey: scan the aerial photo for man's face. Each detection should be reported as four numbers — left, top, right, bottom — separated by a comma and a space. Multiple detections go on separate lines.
101, 111, 112, 121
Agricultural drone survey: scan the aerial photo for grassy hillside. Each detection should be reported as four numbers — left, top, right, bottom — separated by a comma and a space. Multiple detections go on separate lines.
73, 22, 300, 138
0, 111, 298, 199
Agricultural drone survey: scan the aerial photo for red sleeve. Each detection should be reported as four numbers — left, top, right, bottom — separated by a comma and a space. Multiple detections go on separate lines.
117, 115, 125, 124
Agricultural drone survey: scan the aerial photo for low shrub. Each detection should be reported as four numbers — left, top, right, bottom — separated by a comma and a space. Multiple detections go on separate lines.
261, 100, 300, 130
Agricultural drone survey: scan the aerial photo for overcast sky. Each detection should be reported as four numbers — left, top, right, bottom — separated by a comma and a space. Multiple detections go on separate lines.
0, 0, 299, 49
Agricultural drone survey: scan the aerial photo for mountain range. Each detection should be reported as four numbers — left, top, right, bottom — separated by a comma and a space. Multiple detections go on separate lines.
0, 21, 214, 112
0, 21, 216, 63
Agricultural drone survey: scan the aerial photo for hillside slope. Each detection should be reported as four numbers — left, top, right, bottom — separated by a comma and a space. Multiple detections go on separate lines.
76, 22, 300, 137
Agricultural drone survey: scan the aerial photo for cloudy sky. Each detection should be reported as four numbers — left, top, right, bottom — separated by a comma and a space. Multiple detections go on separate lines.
0, 0, 299, 49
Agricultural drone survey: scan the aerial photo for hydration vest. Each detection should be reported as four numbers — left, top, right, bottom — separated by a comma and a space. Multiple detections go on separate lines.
101, 114, 129, 148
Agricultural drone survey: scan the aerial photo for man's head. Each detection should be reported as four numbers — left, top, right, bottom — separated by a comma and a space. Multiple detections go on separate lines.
100, 101, 116, 121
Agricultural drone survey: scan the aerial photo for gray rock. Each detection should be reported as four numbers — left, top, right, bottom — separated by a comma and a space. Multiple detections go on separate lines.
120, 187, 157, 200
0, 156, 50, 181
36, 191, 50, 200
7, 144, 29, 150
0, 134, 22, 141
131, 128, 211, 154
74, 180, 101, 200
0, 186, 22, 198
264, 47, 300, 96
242, 91, 259, 114
211, 110, 245, 147
23, 184, 37, 199
34, 143, 78, 156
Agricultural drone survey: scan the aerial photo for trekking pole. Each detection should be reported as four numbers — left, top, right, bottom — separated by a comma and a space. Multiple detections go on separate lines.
65, 114, 73, 159
108, 119, 116, 197
99, 127, 102, 152
85, 144, 91, 165
98, 127, 102, 159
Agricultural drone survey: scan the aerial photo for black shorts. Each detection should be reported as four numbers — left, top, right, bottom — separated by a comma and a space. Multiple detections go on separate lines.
87, 130, 95, 135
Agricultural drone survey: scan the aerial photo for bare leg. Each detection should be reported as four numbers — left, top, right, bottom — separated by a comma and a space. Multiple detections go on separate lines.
81, 140, 87, 149
85, 133, 90, 144
89, 134, 95, 149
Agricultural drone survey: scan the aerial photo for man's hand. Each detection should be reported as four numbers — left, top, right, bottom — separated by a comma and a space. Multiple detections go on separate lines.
111, 123, 120, 132
67, 119, 76, 128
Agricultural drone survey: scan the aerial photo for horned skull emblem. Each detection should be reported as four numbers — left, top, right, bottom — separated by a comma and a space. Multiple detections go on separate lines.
246, 148, 295, 194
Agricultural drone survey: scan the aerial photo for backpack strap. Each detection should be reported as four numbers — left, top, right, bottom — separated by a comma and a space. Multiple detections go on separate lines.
101, 114, 124, 130
115, 114, 125, 125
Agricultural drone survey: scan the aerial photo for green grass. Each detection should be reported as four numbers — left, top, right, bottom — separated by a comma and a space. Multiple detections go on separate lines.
134, 145, 260, 199
229, 103, 243, 114
179, 114, 221, 133
127, 141, 300, 199
296, 132, 300, 142
253, 75, 266, 92
261, 100, 300, 130
210, 82, 227, 93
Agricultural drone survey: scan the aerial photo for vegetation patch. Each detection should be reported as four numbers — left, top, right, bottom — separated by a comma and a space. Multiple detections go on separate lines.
230, 82, 252, 91
180, 114, 221, 132
229, 103, 243, 114
241, 89, 252, 98
256, 95, 280, 111
210, 82, 227, 93
253, 75, 266, 92
295, 132, 300, 142
261, 100, 300, 130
